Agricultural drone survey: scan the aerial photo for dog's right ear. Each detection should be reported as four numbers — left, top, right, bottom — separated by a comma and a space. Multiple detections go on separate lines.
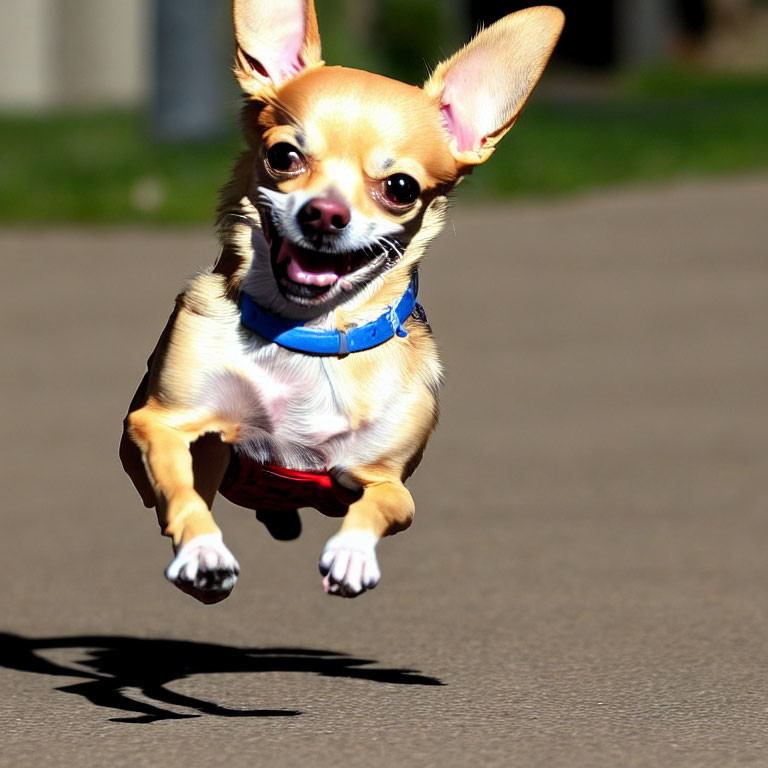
233, 0, 322, 96
423, 6, 564, 168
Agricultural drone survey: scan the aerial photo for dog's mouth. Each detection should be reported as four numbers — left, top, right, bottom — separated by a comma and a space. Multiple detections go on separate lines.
261, 214, 402, 304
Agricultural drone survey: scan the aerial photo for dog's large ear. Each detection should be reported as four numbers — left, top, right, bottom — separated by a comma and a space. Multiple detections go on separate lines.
233, 0, 322, 96
423, 6, 564, 167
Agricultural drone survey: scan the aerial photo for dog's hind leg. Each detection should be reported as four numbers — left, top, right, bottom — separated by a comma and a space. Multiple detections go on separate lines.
126, 405, 239, 604
255, 509, 302, 541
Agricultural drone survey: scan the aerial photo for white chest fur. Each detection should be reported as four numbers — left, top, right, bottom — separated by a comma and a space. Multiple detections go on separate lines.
176, 272, 432, 481
210, 332, 356, 472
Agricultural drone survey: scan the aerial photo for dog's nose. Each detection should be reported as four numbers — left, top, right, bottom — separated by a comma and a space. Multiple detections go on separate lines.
297, 198, 351, 234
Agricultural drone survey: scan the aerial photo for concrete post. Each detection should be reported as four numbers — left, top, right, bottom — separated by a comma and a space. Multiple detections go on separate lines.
151, 0, 229, 142
616, 0, 677, 67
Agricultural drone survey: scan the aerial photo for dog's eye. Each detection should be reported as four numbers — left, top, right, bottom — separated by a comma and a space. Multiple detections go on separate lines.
265, 143, 306, 174
382, 174, 420, 207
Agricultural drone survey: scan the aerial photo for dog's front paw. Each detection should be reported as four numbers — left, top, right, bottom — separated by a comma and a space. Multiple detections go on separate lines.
165, 533, 240, 604
319, 531, 380, 598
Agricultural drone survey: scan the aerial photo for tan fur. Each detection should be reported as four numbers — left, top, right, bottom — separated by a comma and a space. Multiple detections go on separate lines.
121, 0, 563, 602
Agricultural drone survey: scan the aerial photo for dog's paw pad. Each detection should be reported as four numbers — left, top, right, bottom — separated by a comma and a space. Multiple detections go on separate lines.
165, 533, 240, 604
319, 531, 380, 598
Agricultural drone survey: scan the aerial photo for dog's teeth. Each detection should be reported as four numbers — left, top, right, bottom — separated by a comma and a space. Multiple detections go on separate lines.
340, 279, 353, 291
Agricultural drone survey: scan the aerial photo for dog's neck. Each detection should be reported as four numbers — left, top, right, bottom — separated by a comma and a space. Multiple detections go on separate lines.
239, 274, 419, 355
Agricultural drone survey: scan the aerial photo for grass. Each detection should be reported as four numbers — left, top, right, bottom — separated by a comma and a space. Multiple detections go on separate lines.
1, 69, 767, 224
0, 111, 242, 225
467, 69, 768, 199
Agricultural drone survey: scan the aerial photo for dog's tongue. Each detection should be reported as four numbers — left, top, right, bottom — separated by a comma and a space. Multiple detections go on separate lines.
278, 239, 342, 287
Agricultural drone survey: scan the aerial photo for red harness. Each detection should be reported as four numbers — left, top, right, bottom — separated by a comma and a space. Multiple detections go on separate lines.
219, 453, 361, 517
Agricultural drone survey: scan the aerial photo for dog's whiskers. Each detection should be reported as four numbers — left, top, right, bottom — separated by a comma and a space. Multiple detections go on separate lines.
378, 236, 405, 264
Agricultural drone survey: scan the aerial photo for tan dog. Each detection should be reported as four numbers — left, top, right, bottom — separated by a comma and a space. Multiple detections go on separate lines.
120, 0, 563, 603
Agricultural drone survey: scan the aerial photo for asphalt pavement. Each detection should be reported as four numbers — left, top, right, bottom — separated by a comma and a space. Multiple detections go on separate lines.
1, 175, 767, 767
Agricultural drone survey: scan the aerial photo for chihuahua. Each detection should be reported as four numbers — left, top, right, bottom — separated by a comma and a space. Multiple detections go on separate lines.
119, 0, 563, 603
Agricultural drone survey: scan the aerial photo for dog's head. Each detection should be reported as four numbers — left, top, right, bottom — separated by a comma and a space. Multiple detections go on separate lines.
229, 0, 563, 318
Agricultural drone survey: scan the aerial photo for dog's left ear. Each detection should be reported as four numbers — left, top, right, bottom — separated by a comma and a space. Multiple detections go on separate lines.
233, 0, 322, 97
424, 6, 564, 167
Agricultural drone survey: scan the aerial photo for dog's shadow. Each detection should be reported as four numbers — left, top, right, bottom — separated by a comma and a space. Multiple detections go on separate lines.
0, 632, 443, 723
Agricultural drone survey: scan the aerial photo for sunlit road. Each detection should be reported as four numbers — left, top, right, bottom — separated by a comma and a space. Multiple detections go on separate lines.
2, 176, 768, 767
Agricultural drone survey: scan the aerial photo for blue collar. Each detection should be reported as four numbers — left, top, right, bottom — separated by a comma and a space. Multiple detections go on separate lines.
240, 274, 420, 356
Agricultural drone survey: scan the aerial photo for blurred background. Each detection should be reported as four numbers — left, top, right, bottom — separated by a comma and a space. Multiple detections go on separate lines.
2, 4, 768, 761
1, 0, 767, 223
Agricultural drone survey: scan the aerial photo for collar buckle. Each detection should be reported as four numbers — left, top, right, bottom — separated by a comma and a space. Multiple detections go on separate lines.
337, 330, 349, 357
